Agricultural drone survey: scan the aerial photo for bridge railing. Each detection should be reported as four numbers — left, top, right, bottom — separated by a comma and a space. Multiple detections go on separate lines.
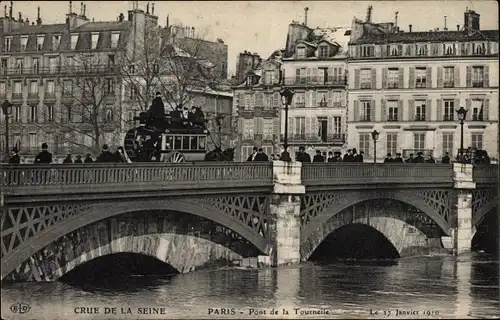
0, 163, 274, 194
301, 163, 455, 187
473, 164, 499, 184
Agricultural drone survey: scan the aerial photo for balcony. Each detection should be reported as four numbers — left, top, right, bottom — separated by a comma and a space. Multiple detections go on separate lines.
472, 114, 484, 121
27, 93, 40, 101
415, 81, 427, 88
443, 115, 454, 121
11, 93, 23, 101
387, 116, 399, 122
414, 115, 426, 121
443, 81, 454, 88
360, 83, 372, 89
402, 149, 434, 158
472, 81, 484, 88
44, 92, 57, 101
283, 76, 346, 87
2, 65, 119, 77
280, 133, 346, 144
358, 116, 371, 122
295, 102, 305, 108
387, 82, 399, 89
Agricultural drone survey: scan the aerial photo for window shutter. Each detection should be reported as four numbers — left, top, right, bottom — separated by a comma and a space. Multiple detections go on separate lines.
355, 45, 360, 58
306, 68, 312, 83
311, 117, 318, 139
483, 99, 489, 121
382, 68, 387, 89
328, 67, 334, 83
437, 99, 443, 121
466, 66, 472, 87
274, 92, 279, 109
371, 99, 376, 121
426, 67, 432, 88
327, 91, 333, 107
353, 100, 359, 121
454, 66, 460, 87
398, 44, 403, 56
371, 68, 376, 89
354, 69, 360, 89
311, 91, 316, 107
398, 68, 404, 88
305, 90, 310, 108
328, 116, 334, 137
486, 41, 491, 54
255, 93, 262, 107
484, 65, 489, 87
409, 99, 415, 121
398, 99, 404, 121
386, 45, 390, 56
312, 68, 318, 84
305, 117, 312, 139
465, 98, 471, 120
295, 68, 300, 83
426, 99, 432, 121
437, 66, 443, 88
408, 67, 415, 88
289, 117, 294, 137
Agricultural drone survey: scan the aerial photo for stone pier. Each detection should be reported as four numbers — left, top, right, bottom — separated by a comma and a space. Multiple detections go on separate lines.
451, 163, 476, 255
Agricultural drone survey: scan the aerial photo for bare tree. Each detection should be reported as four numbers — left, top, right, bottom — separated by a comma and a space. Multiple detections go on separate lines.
43, 53, 122, 154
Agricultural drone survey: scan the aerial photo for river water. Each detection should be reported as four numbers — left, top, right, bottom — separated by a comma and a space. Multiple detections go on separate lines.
1, 253, 498, 319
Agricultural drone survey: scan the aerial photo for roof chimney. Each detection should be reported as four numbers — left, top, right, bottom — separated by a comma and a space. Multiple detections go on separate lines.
25, 17, 29, 24
36, 6, 42, 25
80, 2, 83, 16
83, 4, 86, 17
444, 15, 448, 30
9, 1, 13, 18
119, 13, 124, 22
18, 12, 21, 21
394, 11, 399, 28
457, 24, 460, 31
4, 6, 7, 18
146, 2, 149, 14
409, 24, 412, 32
152, 3, 155, 15
304, 7, 309, 26
69, 1, 72, 14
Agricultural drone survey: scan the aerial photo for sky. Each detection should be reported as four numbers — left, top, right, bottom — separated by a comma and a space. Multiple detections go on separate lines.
7, 1, 499, 77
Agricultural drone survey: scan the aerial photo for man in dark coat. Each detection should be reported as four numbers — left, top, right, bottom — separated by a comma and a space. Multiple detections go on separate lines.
62, 154, 73, 164
254, 148, 269, 161
327, 151, 335, 162
114, 146, 127, 163
74, 155, 83, 164
334, 151, 343, 162
34, 143, 53, 164
84, 154, 94, 163
354, 151, 364, 163
247, 147, 258, 161
413, 152, 425, 163
296, 146, 311, 163
425, 154, 436, 163
169, 105, 183, 129
393, 153, 404, 163
343, 149, 354, 162
441, 152, 451, 164
149, 92, 165, 122
8, 148, 20, 164
405, 153, 415, 163
313, 150, 325, 163
384, 153, 393, 163
96, 144, 115, 163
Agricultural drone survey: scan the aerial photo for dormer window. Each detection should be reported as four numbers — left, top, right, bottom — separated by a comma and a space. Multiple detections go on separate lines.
361, 45, 374, 57
91, 33, 99, 50
319, 45, 328, 58
246, 75, 253, 86
265, 70, 275, 84
37, 35, 45, 51
417, 44, 427, 56
473, 42, 486, 55
390, 45, 400, 56
52, 35, 61, 51
20, 36, 28, 52
71, 34, 79, 50
296, 47, 306, 59
111, 32, 120, 48
4, 37, 12, 52
444, 43, 456, 55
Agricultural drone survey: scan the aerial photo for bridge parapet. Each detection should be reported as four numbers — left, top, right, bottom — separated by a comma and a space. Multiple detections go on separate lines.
473, 165, 499, 185
302, 163, 454, 188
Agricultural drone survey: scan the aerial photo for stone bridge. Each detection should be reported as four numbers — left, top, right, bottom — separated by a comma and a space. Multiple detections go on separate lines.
0, 162, 497, 282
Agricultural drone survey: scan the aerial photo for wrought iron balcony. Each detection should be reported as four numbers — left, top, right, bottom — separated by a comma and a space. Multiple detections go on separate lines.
1, 65, 119, 76
472, 114, 484, 121
443, 81, 454, 88
414, 115, 426, 121
472, 81, 484, 88
283, 76, 347, 87
443, 115, 454, 121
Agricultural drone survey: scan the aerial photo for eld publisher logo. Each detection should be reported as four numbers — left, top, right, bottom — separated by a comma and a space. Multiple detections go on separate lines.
10, 302, 31, 314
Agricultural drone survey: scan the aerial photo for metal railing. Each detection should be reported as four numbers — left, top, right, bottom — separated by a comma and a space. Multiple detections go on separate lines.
0, 65, 119, 76
0, 163, 274, 193
302, 163, 454, 186
283, 77, 347, 86
473, 164, 499, 184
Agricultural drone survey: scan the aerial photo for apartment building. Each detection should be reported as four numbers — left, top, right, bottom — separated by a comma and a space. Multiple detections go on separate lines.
347, 9, 499, 162
232, 51, 282, 161
281, 19, 350, 159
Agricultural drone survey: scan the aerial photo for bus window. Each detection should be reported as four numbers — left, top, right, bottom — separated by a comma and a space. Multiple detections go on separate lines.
174, 136, 182, 149
190, 136, 198, 150
182, 136, 190, 149
166, 136, 174, 150
199, 136, 206, 149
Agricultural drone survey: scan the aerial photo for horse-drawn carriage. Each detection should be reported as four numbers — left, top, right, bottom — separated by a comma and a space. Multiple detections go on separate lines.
123, 111, 234, 163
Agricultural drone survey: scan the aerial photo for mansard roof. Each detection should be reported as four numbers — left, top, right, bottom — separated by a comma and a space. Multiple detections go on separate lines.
7, 23, 68, 35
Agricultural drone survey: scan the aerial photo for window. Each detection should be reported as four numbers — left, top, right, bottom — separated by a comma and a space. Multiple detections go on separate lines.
63, 80, 73, 95
263, 146, 273, 156
472, 100, 483, 121
71, 34, 78, 50
415, 67, 426, 88
319, 46, 328, 57
317, 91, 328, 107
332, 116, 341, 134
29, 105, 38, 123
471, 133, 483, 149
415, 100, 426, 121
242, 119, 254, 140
444, 43, 456, 55
4, 37, 12, 52
473, 43, 486, 55
46, 80, 55, 96
244, 93, 254, 111
0, 82, 5, 96
32, 58, 39, 74
241, 146, 254, 162
20, 36, 28, 51
65, 105, 72, 122
294, 92, 305, 108
414, 133, 426, 151
265, 70, 275, 84
264, 94, 273, 110
52, 35, 61, 51
360, 101, 371, 121
294, 117, 306, 138
387, 68, 399, 88
263, 119, 274, 140
29, 133, 38, 148
15, 58, 23, 73
49, 57, 58, 73
296, 47, 306, 59
361, 45, 374, 57
111, 32, 120, 48
332, 91, 342, 107
46, 105, 54, 121
359, 133, 370, 156
13, 106, 21, 122
1, 58, 7, 73
386, 133, 398, 156
106, 78, 114, 94
443, 67, 454, 87
105, 109, 113, 122
91, 33, 99, 50
417, 44, 427, 56
443, 100, 454, 121
472, 66, 484, 87
29, 81, 38, 95
442, 133, 454, 156
13, 81, 22, 94
295, 68, 306, 84
37, 35, 45, 51
387, 100, 398, 121
390, 45, 400, 56
318, 68, 328, 84
318, 117, 328, 142
108, 54, 115, 66
360, 69, 371, 89
45, 133, 54, 145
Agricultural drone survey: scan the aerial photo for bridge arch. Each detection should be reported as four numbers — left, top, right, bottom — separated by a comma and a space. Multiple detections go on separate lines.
2, 198, 269, 280
301, 198, 447, 260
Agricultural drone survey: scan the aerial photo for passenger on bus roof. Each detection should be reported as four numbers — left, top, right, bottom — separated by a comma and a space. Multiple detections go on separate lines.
149, 92, 165, 121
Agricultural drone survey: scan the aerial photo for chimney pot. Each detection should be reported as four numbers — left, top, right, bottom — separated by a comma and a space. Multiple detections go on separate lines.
457, 24, 460, 31
69, 1, 72, 14
409, 24, 412, 32
80, 2, 83, 16
18, 12, 21, 21
152, 3, 155, 15
83, 4, 86, 17
4, 5, 6, 18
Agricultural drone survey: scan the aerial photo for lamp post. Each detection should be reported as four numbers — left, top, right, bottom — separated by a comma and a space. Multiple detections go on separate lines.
279, 88, 294, 161
215, 114, 224, 148
371, 130, 379, 163
456, 106, 468, 163
1, 100, 13, 160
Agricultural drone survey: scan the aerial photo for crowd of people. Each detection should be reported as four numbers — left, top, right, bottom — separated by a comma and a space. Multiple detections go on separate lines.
147, 91, 206, 130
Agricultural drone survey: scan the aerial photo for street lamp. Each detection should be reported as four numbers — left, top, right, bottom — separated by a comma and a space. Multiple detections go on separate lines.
371, 130, 380, 163
215, 114, 224, 148
456, 106, 468, 163
1, 100, 13, 160
280, 88, 294, 161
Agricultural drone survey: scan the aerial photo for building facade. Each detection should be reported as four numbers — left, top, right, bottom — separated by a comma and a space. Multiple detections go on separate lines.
232, 51, 282, 161
347, 9, 499, 162
281, 21, 350, 159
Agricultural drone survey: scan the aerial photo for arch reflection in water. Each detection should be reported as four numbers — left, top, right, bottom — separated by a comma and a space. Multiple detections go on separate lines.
472, 208, 499, 256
